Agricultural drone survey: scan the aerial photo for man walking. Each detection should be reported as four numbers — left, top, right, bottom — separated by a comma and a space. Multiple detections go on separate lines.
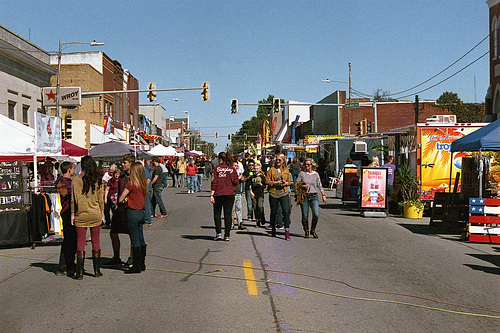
151, 156, 168, 218
195, 156, 206, 192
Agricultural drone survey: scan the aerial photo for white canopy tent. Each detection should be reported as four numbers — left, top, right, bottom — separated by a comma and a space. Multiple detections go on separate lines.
149, 144, 177, 156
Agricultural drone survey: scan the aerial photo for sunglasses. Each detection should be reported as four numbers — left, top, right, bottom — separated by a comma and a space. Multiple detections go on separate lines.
305, 163, 312, 166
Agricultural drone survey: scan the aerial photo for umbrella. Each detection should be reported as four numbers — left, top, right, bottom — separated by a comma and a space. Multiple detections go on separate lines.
89, 141, 153, 159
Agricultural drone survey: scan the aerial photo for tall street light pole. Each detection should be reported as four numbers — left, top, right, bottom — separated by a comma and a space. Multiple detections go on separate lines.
56, 39, 104, 118
322, 63, 352, 134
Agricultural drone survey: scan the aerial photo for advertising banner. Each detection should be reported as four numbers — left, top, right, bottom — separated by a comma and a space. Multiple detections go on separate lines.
419, 126, 481, 200
360, 167, 387, 209
342, 167, 359, 202
35, 112, 61, 153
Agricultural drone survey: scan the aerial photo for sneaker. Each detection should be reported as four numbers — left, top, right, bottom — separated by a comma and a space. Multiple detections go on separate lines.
54, 269, 65, 276
214, 233, 223, 241
156, 214, 168, 218
238, 224, 246, 230
224, 236, 230, 241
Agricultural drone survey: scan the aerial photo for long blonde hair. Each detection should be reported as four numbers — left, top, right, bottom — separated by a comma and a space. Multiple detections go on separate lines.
129, 162, 148, 196
276, 153, 288, 171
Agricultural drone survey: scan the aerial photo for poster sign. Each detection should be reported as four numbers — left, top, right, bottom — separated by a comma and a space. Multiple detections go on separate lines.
360, 167, 388, 209
342, 167, 359, 202
35, 112, 62, 153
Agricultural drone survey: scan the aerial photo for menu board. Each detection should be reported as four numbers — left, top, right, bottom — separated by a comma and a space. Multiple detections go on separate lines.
0, 160, 29, 211
360, 167, 388, 209
342, 167, 359, 202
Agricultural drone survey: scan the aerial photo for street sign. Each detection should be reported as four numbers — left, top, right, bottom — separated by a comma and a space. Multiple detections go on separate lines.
344, 102, 359, 109
42, 87, 82, 107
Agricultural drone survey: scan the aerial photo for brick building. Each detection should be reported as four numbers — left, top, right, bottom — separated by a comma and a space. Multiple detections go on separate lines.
49, 51, 139, 149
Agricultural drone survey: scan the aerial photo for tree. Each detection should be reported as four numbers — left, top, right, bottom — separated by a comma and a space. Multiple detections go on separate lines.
373, 88, 397, 101
228, 95, 275, 155
437, 91, 461, 104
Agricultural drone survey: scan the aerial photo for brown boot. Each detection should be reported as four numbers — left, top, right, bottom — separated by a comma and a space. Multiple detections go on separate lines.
92, 249, 103, 277
301, 220, 309, 238
311, 219, 319, 239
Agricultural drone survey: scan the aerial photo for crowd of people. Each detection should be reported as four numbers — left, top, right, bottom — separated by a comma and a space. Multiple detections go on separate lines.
53, 151, 331, 279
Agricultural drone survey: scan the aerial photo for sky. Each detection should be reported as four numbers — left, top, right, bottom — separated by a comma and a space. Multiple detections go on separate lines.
1, 0, 490, 152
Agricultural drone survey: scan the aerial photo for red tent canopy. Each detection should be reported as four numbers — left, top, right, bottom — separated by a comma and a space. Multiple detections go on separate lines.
62, 140, 88, 157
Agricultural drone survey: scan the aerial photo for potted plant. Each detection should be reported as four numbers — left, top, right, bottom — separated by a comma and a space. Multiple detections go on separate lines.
394, 163, 425, 218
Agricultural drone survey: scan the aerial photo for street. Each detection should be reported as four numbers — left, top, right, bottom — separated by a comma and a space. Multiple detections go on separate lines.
0, 181, 499, 333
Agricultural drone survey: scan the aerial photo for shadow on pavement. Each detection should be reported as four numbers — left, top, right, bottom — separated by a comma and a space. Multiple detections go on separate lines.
466, 253, 500, 275
181, 235, 216, 241
398, 223, 463, 236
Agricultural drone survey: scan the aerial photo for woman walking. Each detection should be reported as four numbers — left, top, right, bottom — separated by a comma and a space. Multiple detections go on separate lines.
265, 153, 293, 240
118, 161, 148, 273
211, 152, 239, 241
71, 156, 104, 280
295, 158, 327, 238
177, 156, 186, 187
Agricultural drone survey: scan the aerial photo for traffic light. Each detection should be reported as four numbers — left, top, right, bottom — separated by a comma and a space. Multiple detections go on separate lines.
228, 134, 231, 140
244, 133, 247, 140
356, 121, 363, 135
201, 81, 210, 101
215, 131, 218, 138
273, 98, 280, 113
231, 99, 238, 114
363, 118, 367, 134
366, 121, 373, 133
65, 113, 72, 139
198, 132, 201, 139
147, 82, 156, 102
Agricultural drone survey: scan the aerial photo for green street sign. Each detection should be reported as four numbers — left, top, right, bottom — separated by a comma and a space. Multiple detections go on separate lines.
344, 102, 359, 109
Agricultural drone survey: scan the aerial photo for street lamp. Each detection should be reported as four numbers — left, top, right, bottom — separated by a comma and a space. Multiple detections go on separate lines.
322, 62, 352, 134
152, 98, 178, 136
56, 39, 104, 117
168, 110, 188, 145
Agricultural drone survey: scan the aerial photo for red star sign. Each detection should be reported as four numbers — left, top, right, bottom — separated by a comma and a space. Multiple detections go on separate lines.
46, 90, 57, 101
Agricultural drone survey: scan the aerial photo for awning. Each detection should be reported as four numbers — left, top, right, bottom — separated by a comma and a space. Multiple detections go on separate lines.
62, 140, 88, 157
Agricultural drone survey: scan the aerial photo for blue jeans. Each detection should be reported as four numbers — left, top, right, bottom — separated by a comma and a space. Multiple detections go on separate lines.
196, 174, 203, 191
144, 189, 152, 224
269, 194, 291, 230
177, 173, 184, 186
151, 186, 167, 215
301, 194, 319, 221
187, 175, 197, 192
126, 208, 146, 248
291, 171, 300, 188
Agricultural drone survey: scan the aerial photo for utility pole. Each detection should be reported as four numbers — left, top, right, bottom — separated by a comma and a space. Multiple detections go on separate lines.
348, 62, 352, 134
414, 95, 419, 124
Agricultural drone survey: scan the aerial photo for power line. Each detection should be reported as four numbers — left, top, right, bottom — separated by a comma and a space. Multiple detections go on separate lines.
387, 33, 489, 97
392, 50, 489, 100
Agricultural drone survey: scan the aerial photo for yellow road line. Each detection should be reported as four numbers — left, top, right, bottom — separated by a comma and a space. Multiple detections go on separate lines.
243, 260, 258, 296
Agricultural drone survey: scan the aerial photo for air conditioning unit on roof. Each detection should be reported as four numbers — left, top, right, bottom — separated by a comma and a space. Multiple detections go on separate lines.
354, 141, 367, 153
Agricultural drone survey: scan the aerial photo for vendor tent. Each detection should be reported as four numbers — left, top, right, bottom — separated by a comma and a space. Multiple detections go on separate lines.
451, 119, 500, 152
149, 144, 177, 156
89, 140, 152, 159
62, 140, 88, 157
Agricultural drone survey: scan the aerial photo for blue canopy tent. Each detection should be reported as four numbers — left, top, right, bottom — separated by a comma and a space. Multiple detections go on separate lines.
450, 119, 500, 197
451, 119, 500, 152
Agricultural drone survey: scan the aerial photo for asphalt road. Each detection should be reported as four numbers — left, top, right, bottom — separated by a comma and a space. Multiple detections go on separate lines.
0, 179, 499, 332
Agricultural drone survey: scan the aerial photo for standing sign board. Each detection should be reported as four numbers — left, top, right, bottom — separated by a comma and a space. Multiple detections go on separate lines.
0, 160, 29, 212
342, 167, 359, 203
360, 167, 388, 209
